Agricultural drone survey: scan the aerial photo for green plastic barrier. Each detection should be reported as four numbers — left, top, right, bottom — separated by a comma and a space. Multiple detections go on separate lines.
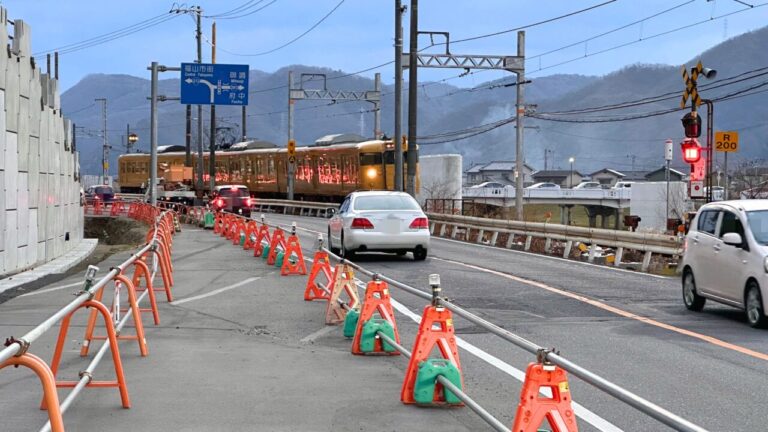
275, 250, 285, 267
360, 319, 396, 353
343, 309, 359, 338
414, 359, 462, 404
204, 212, 215, 229
239, 232, 246, 246
261, 245, 270, 259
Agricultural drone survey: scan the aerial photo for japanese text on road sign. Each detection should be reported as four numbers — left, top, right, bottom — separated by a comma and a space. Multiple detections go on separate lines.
715, 131, 739, 153
180, 63, 249, 106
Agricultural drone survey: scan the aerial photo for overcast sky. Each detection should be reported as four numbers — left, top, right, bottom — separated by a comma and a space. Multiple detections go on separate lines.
5, 0, 768, 90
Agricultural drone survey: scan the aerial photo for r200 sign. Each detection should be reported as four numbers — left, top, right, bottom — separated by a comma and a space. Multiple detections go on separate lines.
715, 131, 739, 153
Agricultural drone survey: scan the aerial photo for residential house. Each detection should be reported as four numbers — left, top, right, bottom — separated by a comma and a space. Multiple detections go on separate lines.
644, 166, 686, 182
463, 161, 536, 186
531, 170, 584, 188
588, 168, 625, 187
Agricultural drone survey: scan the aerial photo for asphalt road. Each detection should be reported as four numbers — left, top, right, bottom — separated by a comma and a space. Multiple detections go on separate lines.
264, 212, 768, 432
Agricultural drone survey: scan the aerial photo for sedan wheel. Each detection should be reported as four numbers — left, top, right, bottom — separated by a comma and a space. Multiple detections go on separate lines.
682, 270, 705, 312
341, 232, 355, 260
413, 247, 428, 261
745, 282, 768, 328
327, 228, 339, 255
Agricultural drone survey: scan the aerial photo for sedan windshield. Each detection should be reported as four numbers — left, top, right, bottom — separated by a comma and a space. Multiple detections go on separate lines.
219, 188, 249, 197
353, 195, 421, 211
746, 210, 768, 245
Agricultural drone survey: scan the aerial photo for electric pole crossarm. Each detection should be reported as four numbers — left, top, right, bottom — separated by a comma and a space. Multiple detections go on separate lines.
402, 53, 524, 72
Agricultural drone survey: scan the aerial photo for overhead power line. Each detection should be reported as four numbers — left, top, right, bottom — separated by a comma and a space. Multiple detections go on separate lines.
207, 0, 278, 19
34, 12, 179, 56
219, 0, 345, 57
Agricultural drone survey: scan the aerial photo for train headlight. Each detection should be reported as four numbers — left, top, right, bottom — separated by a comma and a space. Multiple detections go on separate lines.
366, 168, 377, 179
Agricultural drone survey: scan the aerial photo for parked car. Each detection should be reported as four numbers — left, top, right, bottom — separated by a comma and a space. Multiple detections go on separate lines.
470, 181, 505, 189
210, 185, 255, 216
613, 181, 634, 189
526, 182, 561, 189
573, 182, 602, 189
85, 185, 116, 203
680, 199, 768, 327
327, 191, 430, 260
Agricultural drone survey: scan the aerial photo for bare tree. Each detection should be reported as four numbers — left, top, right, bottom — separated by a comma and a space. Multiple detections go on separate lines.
731, 159, 768, 199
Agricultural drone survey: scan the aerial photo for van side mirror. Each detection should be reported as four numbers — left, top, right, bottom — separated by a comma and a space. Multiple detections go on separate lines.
722, 232, 743, 246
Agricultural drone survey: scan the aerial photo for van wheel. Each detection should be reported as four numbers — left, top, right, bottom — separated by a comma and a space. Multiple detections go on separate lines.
682, 269, 705, 311
745, 281, 768, 328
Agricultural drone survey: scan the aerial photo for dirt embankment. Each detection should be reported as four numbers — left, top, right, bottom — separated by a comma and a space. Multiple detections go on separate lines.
85, 217, 147, 245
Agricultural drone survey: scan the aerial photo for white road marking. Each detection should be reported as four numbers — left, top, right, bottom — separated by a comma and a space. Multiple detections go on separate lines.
300, 325, 338, 343
387, 296, 624, 432
18, 281, 83, 298
171, 277, 260, 305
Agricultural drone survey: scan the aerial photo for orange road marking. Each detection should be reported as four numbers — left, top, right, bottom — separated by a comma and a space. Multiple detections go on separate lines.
433, 256, 768, 362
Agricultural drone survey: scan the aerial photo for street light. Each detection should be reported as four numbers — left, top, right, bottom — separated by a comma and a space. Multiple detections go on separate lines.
568, 157, 575, 188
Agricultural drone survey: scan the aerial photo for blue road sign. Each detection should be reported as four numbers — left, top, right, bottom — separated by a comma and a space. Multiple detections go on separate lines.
180, 63, 249, 105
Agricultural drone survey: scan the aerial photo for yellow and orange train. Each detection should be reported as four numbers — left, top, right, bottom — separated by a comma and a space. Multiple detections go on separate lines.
117, 136, 418, 201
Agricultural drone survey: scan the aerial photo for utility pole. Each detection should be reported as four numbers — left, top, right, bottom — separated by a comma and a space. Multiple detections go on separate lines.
373, 73, 381, 139
209, 21, 217, 193
171, 5, 203, 173
149, 62, 159, 205
627, 154, 637, 171
94, 98, 108, 184
241, 106, 247, 141
287, 71, 295, 200
406, 0, 419, 196
126, 124, 131, 153
514, 31, 525, 221
394, 0, 405, 191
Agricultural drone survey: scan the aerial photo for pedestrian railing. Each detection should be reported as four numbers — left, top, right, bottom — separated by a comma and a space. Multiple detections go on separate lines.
1, 203, 177, 432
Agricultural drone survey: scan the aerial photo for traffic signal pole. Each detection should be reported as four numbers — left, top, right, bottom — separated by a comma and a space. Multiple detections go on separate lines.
287, 71, 295, 200
702, 99, 714, 203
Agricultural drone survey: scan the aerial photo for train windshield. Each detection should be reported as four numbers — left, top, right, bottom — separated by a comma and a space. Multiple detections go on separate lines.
383, 151, 408, 164
360, 153, 382, 165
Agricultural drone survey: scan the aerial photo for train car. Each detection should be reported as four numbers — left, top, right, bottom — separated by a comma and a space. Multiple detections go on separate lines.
117, 135, 419, 202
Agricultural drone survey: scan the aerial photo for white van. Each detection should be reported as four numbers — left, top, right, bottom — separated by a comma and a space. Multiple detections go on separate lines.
680, 200, 768, 327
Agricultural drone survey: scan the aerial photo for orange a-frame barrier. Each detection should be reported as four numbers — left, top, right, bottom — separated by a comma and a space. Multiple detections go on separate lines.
351, 279, 401, 355
400, 305, 463, 405
511, 363, 579, 432
280, 231, 307, 276
305, 250, 333, 301
325, 264, 359, 325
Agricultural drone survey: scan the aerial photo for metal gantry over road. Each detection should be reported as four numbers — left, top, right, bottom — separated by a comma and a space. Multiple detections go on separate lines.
286, 71, 382, 200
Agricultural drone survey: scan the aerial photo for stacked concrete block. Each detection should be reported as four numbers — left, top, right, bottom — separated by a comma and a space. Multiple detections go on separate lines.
1, 7, 83, 277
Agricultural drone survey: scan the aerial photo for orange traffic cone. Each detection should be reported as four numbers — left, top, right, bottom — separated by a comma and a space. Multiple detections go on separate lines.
325, 264, 359, 324
511, 363, 579, 432
304, 250, 333, 300
351, 279, 400, 355
401, 305, 463, 405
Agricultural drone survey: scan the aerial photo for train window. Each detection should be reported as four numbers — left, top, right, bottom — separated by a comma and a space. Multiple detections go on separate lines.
383, 151, 408, 164
360, 153, 382, 165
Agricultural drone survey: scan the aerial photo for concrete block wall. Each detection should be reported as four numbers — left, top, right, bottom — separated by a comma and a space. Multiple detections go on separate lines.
1, 9, 82, 277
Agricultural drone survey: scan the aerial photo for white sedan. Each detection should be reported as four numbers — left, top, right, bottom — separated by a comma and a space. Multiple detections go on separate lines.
327, 191, 430, 260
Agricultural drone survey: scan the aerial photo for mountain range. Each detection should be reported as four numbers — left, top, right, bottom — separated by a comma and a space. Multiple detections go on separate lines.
62, 25, 768, 176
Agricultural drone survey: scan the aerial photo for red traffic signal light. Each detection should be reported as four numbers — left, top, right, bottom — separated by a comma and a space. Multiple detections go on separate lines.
681, 112, 702, 138
680, 138, 702, 164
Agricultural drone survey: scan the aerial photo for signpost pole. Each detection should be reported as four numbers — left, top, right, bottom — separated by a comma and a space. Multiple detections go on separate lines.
209, 22, 217, 193
287, 71, 295, 200
724, 151, 729, 200
394, 0, 404, 191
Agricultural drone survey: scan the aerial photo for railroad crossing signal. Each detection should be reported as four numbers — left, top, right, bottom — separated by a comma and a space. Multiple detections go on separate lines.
680, 61, 703, 109
715, 131, 739, 153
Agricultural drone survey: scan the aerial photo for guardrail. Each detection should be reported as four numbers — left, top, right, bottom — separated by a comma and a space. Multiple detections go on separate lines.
1, 203, 177, 432
462, 186, 632, 201
427, 212, 682, 272
250, 198, 336, 218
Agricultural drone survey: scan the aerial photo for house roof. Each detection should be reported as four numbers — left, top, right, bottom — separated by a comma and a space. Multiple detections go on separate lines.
533, 170, 583, 179
589, 168, 625, 177
620, 170, 650, 181
645, 166, 686, 178
464, 161, 535, 173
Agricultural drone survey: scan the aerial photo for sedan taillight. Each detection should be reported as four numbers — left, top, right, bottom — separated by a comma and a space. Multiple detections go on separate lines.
351, 218, 374, 229
409, 217, 429, 229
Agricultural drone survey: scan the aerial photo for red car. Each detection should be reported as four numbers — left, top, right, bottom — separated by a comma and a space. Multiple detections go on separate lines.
210, 185, 255, 216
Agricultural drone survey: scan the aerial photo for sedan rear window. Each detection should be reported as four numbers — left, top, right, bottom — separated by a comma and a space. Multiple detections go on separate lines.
95, 186, 113, 194
353, 195, 421, 211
